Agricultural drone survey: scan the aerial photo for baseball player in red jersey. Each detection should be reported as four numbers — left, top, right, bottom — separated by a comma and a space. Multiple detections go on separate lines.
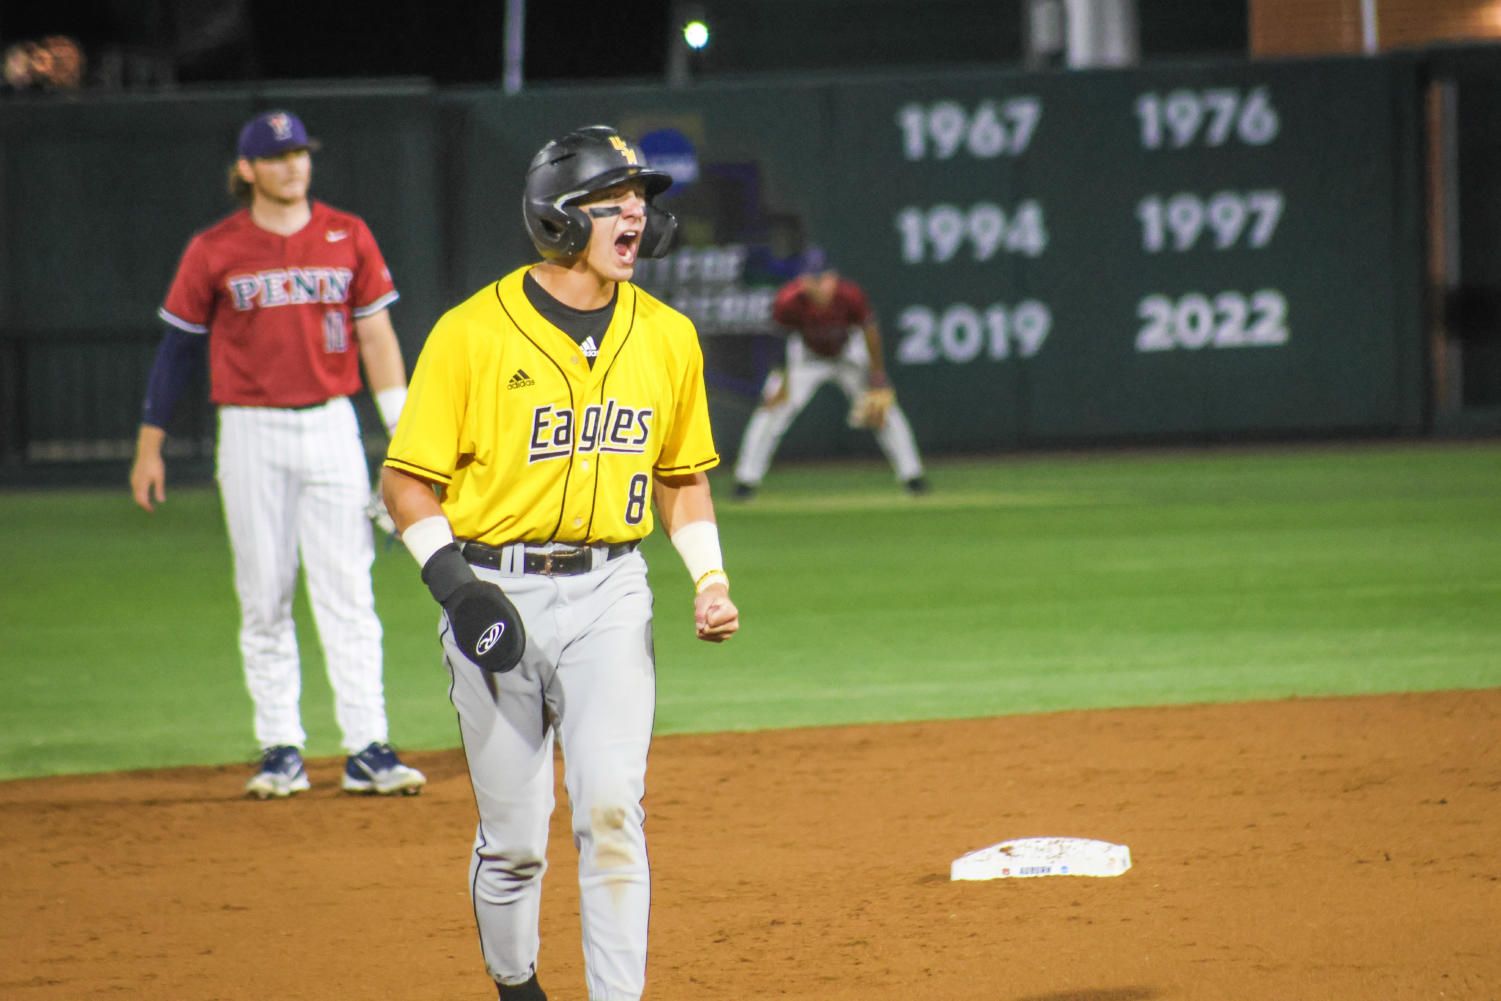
129, 110, 425, 799
733, 248, 928, 497
382, 125, 738, 1001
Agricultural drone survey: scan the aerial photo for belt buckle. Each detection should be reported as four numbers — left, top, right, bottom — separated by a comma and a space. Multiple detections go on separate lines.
536, 546, 585, 575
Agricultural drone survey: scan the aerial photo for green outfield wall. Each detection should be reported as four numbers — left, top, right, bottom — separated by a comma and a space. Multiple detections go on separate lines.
0, 55, 1439, 482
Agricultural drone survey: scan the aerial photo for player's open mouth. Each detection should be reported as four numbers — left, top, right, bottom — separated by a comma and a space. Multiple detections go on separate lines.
616, 230, 640, 264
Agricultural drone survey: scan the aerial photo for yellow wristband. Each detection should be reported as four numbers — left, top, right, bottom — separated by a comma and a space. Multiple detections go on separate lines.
694, 569, 729, 594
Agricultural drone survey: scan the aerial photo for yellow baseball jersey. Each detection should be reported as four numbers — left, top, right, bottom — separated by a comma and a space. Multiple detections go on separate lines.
385, 266, 719, 545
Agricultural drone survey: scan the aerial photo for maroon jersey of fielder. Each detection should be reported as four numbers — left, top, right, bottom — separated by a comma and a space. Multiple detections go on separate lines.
770, 276, 871, 359
158, 200, 399, 408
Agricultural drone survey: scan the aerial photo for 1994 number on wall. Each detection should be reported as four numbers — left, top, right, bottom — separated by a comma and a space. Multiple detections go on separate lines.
1135, 290, 1289, 352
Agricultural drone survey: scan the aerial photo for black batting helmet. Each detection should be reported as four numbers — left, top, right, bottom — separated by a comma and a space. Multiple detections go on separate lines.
523, 125, 677, 260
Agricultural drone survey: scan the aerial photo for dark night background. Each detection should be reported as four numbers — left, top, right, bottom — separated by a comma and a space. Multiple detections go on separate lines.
1, 0, 1247, 91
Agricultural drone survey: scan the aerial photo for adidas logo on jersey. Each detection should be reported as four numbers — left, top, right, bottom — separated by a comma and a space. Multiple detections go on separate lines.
507, 369, 535, 390
580, 336, 599, 358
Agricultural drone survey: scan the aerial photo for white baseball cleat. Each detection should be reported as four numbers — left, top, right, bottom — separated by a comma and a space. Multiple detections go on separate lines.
341, 742, 427, 796
245, 745, 312, 799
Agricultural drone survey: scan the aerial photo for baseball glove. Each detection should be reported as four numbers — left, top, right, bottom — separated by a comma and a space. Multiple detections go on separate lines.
365, 477, 398, 541
761, 368, 789, 407
848, 386, 895, 430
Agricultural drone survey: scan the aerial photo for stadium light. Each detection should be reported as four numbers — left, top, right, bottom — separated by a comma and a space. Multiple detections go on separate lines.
668, 2, 709, 86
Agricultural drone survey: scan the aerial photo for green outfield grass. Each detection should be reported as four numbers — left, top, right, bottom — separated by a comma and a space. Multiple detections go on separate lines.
1, 440, 1498, 781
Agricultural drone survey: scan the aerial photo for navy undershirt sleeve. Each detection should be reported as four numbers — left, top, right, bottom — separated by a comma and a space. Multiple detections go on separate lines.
141, 327, 207, 429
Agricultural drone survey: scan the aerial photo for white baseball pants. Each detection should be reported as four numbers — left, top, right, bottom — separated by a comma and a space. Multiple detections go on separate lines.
216, 397, 390, 753
733, 333, 925, 485
443, 550, 655, 1001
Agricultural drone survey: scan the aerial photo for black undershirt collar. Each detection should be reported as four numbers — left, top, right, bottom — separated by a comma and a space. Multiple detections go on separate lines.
523, 270, 615, 367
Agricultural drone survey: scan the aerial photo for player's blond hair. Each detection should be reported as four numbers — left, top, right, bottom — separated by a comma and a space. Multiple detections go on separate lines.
226, 163, 253, 206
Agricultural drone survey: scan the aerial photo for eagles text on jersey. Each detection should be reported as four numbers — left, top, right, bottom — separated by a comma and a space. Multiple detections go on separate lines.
528, 399, 654, 463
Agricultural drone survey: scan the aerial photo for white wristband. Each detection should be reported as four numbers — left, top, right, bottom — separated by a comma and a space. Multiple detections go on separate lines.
402, 514, 455, 567
670, 520, 727, 593
374, 386, 408, 436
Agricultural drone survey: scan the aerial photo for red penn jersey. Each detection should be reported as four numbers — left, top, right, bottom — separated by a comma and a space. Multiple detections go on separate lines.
158, 201, 399, 407
770, 277, 871, 358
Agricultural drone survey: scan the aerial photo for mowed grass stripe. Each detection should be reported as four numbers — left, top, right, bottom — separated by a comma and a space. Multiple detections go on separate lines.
1, 440, 1497, 778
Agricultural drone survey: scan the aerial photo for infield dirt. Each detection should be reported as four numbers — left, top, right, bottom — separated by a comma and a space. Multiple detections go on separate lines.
4, 689, 1498, 1000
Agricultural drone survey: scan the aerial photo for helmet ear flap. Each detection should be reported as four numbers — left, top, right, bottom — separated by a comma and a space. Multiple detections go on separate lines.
640, 204, 678, 259
533, 201, 673, 260
524, 197, 594, 260
556, 204, 593, 257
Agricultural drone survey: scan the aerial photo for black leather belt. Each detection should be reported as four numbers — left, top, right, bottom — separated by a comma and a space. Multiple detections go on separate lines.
460, 539, 639, 576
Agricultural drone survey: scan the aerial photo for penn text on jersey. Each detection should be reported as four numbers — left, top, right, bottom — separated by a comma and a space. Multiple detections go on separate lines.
226, 267, 353, 310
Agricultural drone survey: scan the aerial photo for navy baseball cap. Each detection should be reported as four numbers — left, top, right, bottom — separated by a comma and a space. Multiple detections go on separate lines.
237, 110, 320, 160
798, 245, 829, 275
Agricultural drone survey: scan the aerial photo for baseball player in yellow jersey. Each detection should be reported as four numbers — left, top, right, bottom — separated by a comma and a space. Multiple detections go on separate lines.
382, 126, 738, 1001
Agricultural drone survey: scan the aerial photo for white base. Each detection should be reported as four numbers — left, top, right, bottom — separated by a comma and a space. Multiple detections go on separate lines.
951, 836, 1131, 880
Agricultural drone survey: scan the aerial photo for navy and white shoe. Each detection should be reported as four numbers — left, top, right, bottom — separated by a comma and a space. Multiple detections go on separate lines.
245, 745, 311, 800
496, 972, 547, 1001
341, 742, 426, 796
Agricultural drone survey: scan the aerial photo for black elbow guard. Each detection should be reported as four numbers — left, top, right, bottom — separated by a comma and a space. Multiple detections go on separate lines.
421, 543, 526, 674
